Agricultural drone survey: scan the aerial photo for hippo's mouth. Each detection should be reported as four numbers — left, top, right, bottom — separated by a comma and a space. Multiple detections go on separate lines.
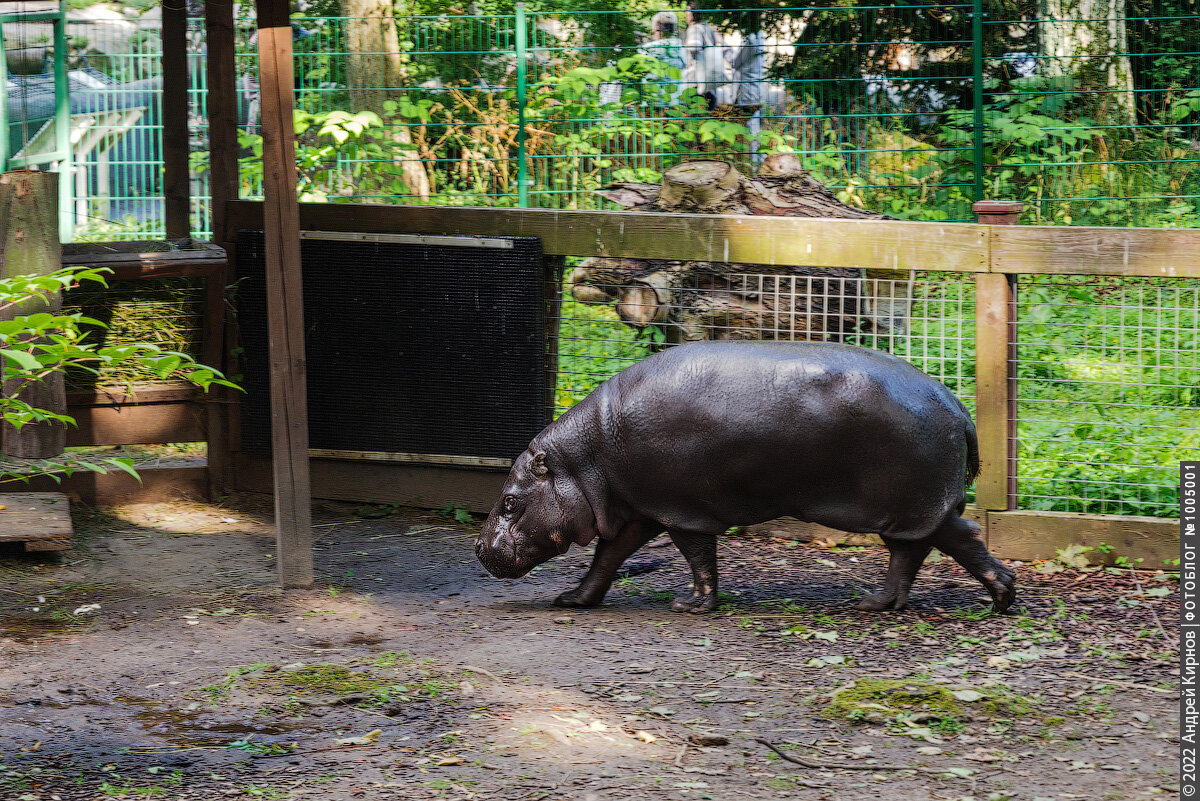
474, 533, 535, 579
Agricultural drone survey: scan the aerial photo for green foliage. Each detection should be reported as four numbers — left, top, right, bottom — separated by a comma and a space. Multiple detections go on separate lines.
0, 267, 237, 484
438, 502, 474, 524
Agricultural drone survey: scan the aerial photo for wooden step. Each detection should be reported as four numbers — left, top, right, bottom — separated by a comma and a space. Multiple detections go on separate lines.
0, 493, 72, 551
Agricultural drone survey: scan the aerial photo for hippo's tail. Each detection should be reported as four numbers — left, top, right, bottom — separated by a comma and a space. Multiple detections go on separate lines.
965, 420, 980, 486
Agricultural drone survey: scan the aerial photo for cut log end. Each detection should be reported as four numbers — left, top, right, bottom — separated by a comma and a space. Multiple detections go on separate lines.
658, 161, 743, 211
757, 153, 805, 179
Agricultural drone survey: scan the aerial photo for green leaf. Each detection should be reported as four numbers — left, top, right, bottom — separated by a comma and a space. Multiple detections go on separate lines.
1, 349, 40, 371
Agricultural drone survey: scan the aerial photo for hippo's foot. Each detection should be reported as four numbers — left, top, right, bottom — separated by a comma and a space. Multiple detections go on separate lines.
553, 588, 603, 608
984, 565, 1018, 614
856, 589, 906, 611
670, 592, 718, 614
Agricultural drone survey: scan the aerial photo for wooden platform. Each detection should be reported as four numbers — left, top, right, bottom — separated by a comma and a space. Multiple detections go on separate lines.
0, 493, 73, 551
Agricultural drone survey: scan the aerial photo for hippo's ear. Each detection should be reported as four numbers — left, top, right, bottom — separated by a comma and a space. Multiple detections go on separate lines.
529, 451, 549, 479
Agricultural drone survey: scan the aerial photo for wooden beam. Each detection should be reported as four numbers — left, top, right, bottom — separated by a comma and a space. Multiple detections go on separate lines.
0, 170, 66, 459
204, 0, 239, 245
226, 202, 990, 272
204, 0, 241, 499
65, 382, 201, 406
61, 240, 226, 280
987, 510, 1178, 568
203, 265, 230, 499
974, 273, 1016, 510
256, 0, 314, 588
745, 509, 1177, 568
236, 454, 507, 514
225, 201, 1200, 278
973, 201, 1020, 511
14, 465, 208, 505
0, 493, 72, 552
161, 0, 190, 239
991, 224, 1200, 278
65, 399, 205, 446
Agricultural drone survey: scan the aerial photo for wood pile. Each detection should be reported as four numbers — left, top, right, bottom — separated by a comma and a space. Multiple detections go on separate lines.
568, 155, 911, 344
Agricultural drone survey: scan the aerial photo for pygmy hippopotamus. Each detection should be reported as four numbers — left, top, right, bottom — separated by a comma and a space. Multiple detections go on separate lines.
474, 341, 1016, 614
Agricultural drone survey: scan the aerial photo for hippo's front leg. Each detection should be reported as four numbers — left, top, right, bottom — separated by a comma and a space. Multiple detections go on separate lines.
668, 529, 719, 613
554, 521, 659, 608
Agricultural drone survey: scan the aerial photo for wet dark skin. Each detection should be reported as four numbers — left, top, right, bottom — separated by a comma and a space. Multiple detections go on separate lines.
475, 341, 1017, 614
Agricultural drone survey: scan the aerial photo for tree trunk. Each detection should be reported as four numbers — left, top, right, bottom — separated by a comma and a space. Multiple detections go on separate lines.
0, 170, 66, 459
572, 159, 905, 344
339, 0, 432, 198
1039, 0, 1136, 127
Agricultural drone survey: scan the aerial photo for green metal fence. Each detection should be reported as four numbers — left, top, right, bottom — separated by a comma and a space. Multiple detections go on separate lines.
2, 1, 1189, 239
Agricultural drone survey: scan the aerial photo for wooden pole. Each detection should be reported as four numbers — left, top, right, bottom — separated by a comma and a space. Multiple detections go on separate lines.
204, 0, 240, 497
973, 201, 1022, 511
161, 0, 190, 239
0, 170, 66, 459
205, 0, 239, 244
256, 0, 314, 587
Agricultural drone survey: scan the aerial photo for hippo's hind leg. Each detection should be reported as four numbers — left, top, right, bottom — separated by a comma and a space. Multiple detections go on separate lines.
667, 529, 719, 614
857, 536, 933, 611
932, 515, 1017, 613
554, 521, 659, 608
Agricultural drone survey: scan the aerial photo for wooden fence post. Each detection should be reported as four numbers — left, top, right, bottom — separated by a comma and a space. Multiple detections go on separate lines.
161, 0, 190, 239
0, 170, 67, 459
204, 0, 240, 498
973, 200, 1022, 511
257, 0, 314, 588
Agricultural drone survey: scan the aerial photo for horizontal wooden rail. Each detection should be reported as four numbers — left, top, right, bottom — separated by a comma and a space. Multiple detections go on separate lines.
65, 383, 206, 447
226, 201, 1200, 278
748, 510, 1178, 568
62, 239, 227, 280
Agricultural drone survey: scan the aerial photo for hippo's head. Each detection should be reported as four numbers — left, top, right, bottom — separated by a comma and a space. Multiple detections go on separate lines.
475, 448, 598, 579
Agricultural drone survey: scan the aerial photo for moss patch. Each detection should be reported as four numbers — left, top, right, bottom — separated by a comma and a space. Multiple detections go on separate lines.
244, 664, 394, 697
824, 678, 1033, 724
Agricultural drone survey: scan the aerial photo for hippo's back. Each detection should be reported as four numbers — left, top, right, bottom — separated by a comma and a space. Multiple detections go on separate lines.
589, 341, 974, 536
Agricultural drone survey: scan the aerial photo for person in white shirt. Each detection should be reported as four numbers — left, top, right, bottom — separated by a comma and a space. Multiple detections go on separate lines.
681, 4, 728, 112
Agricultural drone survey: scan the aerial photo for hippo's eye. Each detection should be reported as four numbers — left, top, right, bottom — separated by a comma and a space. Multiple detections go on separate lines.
503, 495, 517, 513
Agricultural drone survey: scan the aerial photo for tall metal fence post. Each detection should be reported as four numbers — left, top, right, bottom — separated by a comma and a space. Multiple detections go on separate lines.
515, 3, 529, 208
971, 0, 985, 202
0, 25, 9, 171
53, 13, 72, 241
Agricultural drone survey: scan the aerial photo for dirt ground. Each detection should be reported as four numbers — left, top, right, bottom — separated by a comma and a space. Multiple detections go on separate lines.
0, 496, 1181, 801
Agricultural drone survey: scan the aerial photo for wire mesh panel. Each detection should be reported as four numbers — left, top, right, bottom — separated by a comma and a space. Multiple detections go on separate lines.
525, 6, 976, 216
62, 22, 172, 240
9, 4, 1188, 230
1015, 275, 1200, 516
236, 230, 548, 462
555, 268, 976, 413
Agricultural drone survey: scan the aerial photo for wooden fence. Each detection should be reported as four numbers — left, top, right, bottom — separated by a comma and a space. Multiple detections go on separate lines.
55, 201, 1193, 566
